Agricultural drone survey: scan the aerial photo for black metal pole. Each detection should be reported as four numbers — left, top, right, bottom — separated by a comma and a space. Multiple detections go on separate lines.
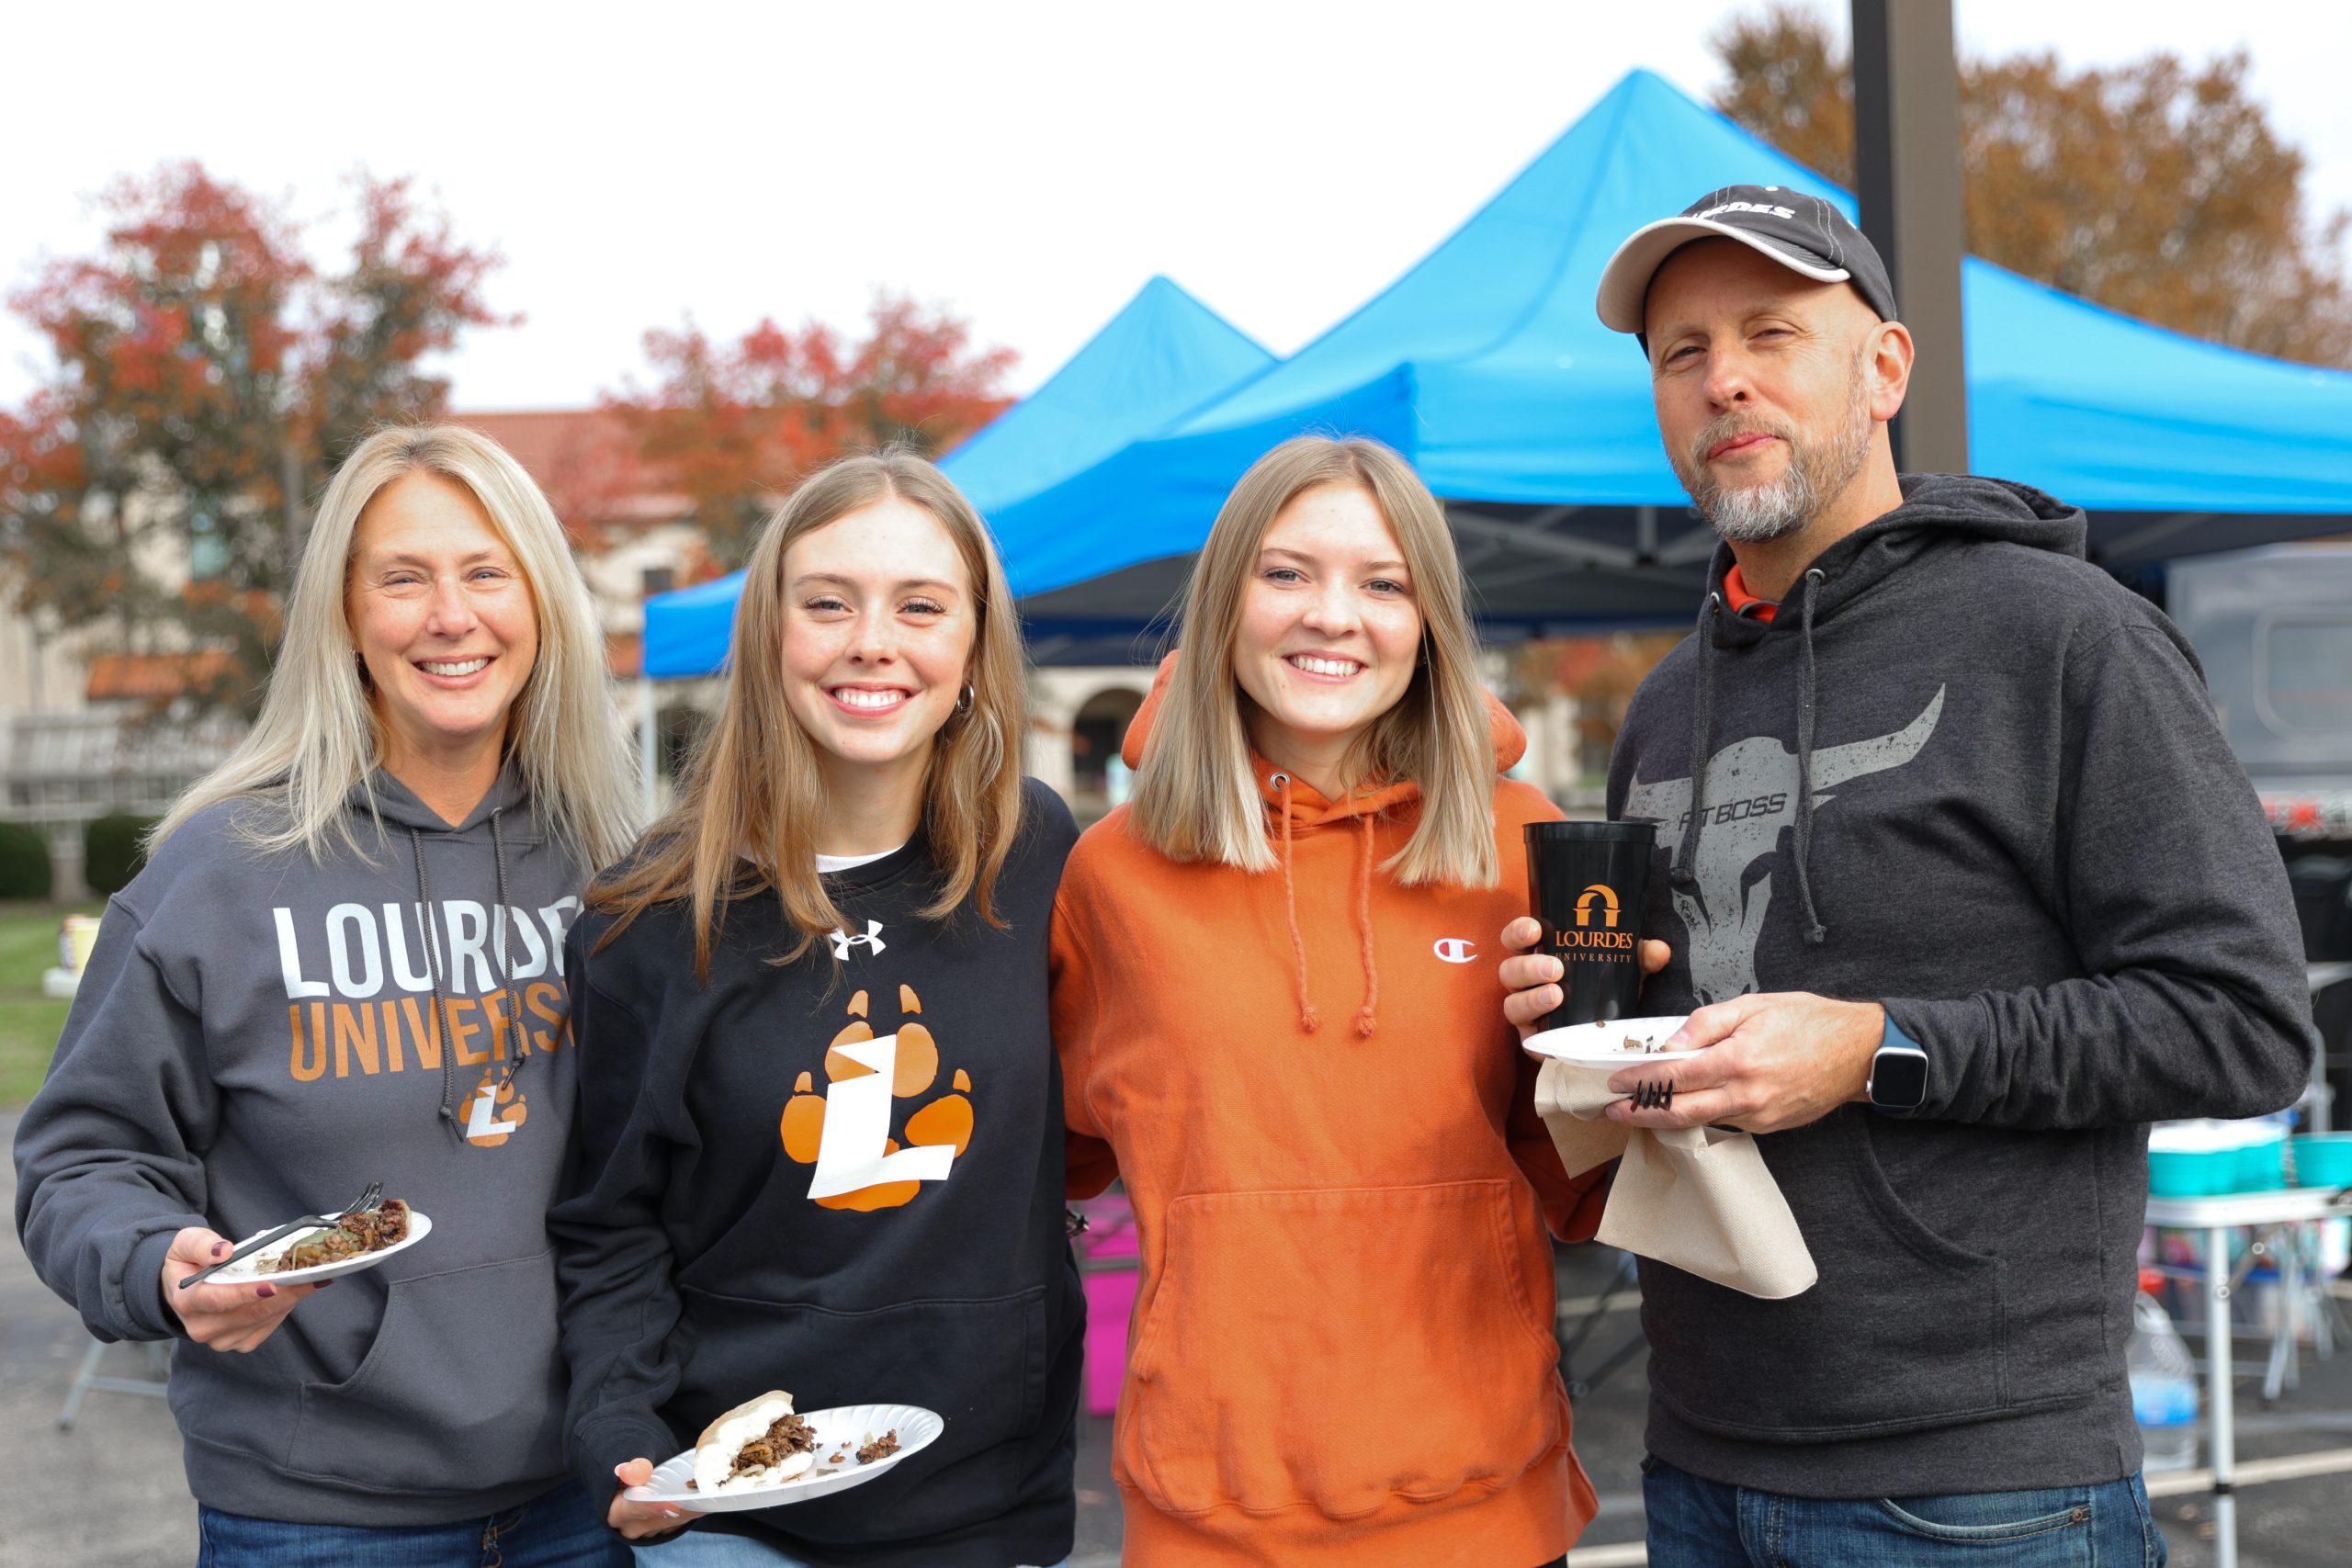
1850, 0, 1970, 474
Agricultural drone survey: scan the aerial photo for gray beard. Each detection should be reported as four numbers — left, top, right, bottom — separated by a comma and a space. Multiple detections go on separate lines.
1672, 355, 1875, 544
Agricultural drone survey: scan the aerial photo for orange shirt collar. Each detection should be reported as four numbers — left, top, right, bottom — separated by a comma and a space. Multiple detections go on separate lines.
1721, 562, 1781, 623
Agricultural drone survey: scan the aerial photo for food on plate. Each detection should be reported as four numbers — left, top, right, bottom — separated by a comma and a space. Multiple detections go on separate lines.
271, 1197, 412, 1272
692, 1391, 820, 1493
856, 1430, 901, 1464
1622, 1032, 1668, 1054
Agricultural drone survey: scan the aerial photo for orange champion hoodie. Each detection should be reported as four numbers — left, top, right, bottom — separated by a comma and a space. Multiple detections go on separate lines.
1050, 656, 1607, 1568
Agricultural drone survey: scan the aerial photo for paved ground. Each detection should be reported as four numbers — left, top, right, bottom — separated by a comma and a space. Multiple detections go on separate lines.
6, 1103, 2348, 1566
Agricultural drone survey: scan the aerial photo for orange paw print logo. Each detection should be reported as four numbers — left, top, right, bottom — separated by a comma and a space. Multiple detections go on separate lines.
779, 985, 972, 1211
463, 1070, 527, 1147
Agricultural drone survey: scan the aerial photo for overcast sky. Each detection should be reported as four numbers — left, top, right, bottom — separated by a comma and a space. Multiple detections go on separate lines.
3, 0, 2346, 412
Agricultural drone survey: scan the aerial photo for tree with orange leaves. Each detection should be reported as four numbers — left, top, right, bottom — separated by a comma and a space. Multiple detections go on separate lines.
605, 292, 1015, 566
0, 164, 509, 711
1713, 4, 2352, 367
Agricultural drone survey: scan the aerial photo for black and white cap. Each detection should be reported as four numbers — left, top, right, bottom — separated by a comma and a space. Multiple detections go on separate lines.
1594, 184, 1897, 334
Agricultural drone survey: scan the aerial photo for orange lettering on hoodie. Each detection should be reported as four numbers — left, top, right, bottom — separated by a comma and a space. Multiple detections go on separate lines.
332, 1002, 379, 1077
481, 988, 516, 1061
398, 997, 443, 1071
288, 1004, 325, 1083
447, 997, 487, 1066
526, 981, 565, 1054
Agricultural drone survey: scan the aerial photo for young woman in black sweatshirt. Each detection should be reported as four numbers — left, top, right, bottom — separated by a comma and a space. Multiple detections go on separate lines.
549, 452, 1080, 1568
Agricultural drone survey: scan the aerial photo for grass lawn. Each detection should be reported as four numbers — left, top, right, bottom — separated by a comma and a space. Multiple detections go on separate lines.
0, 900, 102, 1107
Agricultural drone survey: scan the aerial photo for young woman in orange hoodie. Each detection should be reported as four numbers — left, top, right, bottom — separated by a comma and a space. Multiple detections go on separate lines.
1051, 435, 1630, 1567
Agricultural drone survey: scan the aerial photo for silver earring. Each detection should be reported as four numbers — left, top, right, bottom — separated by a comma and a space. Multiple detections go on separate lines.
956, 684, 974, 715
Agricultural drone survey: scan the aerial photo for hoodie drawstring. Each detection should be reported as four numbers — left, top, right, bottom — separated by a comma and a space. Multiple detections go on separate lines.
1272, 775, 1383, 1038
1791, 570, 1831, 945
412, 827, 458, 1131
1670, 592, 1723, 895
412, 807, 525, 1137
1675, 575, 1832, 945
1351, 813, 1379, 1039
1274, 775, 1321, 1035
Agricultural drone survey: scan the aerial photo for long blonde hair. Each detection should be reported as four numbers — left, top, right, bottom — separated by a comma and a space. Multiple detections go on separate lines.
590, 450, 1027, 978
1128, 435, 1498, 887
153, 423, 637, 868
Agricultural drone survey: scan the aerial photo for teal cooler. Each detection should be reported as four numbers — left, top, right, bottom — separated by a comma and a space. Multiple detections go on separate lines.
2147, 1120, 2289, 1196
2149, 1145, 2238, 1197
2292, 1133, 2352, 1188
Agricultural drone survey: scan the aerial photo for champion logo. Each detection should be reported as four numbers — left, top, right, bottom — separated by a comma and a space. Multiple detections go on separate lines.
829, 920, 887, 959
1432, 938, 1478, 964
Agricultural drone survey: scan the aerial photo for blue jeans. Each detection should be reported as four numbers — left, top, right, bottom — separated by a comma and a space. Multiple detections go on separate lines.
630, 1535, 1066, 1568
1641, 1457, 2165, 1567
198, 1480, 627, 1567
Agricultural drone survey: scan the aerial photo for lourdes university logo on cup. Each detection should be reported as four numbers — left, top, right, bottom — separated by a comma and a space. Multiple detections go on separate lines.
1553, 883, 1634, 957
1525, 820, 1656, 1029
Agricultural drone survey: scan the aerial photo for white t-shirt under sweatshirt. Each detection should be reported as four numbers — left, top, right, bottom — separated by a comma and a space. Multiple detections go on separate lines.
816, 844, 904, 874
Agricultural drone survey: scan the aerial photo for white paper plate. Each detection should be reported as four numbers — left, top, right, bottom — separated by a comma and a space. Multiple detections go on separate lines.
209, 1210, 432, 1286
626, 1404, 944, 1512
1523, 1015, 1698, 1065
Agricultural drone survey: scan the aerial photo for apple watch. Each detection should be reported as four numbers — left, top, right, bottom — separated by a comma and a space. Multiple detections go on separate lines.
1867, 1015, 1929, 1111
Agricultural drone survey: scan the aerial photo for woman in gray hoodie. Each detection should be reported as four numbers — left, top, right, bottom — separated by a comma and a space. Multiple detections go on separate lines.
14, 425, 639, 1564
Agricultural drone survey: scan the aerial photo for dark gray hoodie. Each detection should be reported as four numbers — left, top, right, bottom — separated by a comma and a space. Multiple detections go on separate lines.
13, 766, 590, 1525
1609, 475, 2314, 1497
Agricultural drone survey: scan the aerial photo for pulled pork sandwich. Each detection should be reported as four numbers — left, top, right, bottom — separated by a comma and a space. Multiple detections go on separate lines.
691, 1391, 820, 1493
273, 1198, 412, 1272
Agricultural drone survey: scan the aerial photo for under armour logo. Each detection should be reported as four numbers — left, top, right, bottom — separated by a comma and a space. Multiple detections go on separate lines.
1432, 938, 1477, 964
830, 920, 887, 959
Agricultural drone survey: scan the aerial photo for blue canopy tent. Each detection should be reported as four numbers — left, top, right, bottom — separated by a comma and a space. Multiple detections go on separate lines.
999, 68, 2352, 645
639, 275, 1272, 680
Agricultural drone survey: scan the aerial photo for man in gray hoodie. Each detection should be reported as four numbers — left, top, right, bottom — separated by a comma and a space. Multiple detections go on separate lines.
1503, 186, 2314, 1564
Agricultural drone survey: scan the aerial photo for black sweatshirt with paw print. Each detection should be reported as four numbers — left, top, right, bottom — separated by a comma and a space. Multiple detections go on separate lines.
551, 780, 1080, 1567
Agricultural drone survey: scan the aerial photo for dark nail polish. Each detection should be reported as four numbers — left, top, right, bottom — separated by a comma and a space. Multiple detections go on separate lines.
313, 1279, 334, 1289
255, 1283, 276, 1298
210, 1241, 227, 1258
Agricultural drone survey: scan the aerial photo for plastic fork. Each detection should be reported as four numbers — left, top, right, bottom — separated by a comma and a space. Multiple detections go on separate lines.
177, 1181, 384, 1289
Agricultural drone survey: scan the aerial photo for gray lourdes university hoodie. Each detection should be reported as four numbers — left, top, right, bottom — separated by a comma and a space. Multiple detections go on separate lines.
1610, 475, 2314, 1497
14, 765, 589, 1525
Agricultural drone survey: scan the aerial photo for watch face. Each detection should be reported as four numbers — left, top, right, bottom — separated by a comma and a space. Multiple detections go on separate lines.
1871, 1047, 1930, 1110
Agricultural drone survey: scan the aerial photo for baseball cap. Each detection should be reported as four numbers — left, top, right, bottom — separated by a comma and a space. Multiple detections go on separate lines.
1594, 184, 1897, 334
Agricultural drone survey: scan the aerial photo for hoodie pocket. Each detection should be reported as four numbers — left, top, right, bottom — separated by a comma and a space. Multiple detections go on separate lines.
1646, 1118, 2009, 1438
1121, 1181, 1564, 1520
288, 1250, 565, 1493
673, 1285, 1053, 1545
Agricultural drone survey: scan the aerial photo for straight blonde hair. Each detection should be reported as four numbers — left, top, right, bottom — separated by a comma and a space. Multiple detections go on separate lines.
153, 424, 638, 869
589, 450, 1027, 978
1128, 435, 1498, 887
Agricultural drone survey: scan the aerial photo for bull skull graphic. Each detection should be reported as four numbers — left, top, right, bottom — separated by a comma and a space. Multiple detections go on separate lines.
1623, 687, 1944, 1004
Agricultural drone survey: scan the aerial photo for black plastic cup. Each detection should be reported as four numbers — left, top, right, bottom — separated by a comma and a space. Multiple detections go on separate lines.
1524, 820, 1656, 1032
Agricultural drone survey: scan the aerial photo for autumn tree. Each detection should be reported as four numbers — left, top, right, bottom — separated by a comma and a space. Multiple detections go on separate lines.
606, 292, 1016, 567
1712, 4, 2352, 367
0, 164, 509, 710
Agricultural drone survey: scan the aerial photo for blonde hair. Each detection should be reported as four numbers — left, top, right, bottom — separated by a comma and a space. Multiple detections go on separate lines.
1128, 435, 1498, 887
153, 423, 637, 868
590, 450, 1027, 978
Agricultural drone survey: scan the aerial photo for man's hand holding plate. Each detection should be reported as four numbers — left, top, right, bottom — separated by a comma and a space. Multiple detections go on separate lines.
1604, 992, 1885, 1134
